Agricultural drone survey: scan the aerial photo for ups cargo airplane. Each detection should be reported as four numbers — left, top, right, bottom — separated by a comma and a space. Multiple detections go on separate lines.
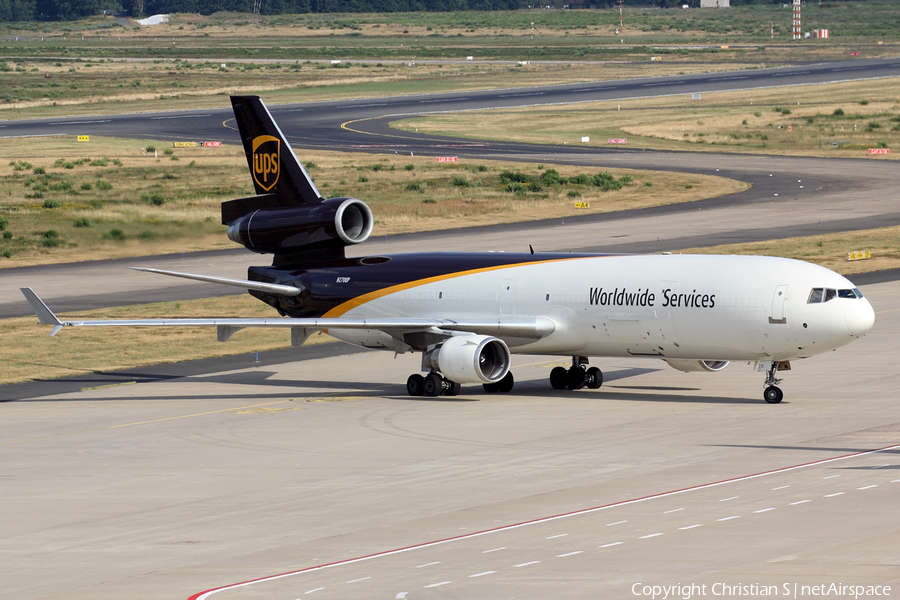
22, 96, 875, 404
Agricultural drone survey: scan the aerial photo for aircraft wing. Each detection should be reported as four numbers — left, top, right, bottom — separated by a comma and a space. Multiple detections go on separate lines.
20, 288, 555, 341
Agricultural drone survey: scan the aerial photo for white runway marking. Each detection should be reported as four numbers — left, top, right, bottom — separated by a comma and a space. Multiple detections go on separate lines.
546, 533, 568, 539
822, 475, 840, 479
424, 581, 451, 588
346, 577, 371, 583
599, 542, 624, 547
416, 562, 440, 568
679, 524, 702, 530
305, 587, 323, 594
772, 485, 790, 490
482, 547, 505, 553
188, 442, 900, 599
514, 561, 541, 567
858, 485, 879, 490
871, 464, 890, 469
716, 516, 740, 522
607, 521, 628, 526
753, 508, 776, 514
469, 571, 496, 578
719, 496, 739, 501
557, 551, 583, 558
640, 533, 664, 539
663, 508, 684, 514
824, 492, 845, 497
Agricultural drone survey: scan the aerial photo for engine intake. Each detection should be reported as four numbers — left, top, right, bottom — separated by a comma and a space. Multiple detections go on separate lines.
423, 335, 511, 384
664, 359, 730, 373
227, 197, 373, 255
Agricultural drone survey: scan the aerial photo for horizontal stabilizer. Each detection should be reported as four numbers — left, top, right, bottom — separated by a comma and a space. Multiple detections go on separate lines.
131, 267, 302, 296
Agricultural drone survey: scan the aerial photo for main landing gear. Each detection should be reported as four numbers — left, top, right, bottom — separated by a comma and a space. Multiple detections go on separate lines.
763, 361, 784, 404
550, 356, 603, 391
407, 372, 461, 397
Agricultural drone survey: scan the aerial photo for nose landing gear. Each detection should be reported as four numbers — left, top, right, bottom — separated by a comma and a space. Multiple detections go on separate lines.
550, 357, 603, 391
763, 361, 784, 404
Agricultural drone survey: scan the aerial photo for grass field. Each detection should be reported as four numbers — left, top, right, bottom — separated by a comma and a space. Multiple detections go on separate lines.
393, 77, 900, 158
0, 136, 746, 267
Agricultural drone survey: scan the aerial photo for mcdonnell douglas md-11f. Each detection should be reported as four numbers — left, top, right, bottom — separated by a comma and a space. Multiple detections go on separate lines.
22, 96, 875, 404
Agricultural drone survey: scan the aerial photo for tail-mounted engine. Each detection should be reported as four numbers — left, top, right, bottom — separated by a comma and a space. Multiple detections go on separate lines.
422, 335, 511, 384
664, 359, 730, 373
226, 197, 374, 255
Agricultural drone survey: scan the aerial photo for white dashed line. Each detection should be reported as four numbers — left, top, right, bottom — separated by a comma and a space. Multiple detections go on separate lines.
754, 508, 776, 513
557, 551, 584, 558
599, 542, 624, 548
717, 516, 740, 522
772, 485, 790, 490
824, 492, 845, 497
720, 496, 739, 502
546, 534, 568, 539
424, 581, 451, 588
664, 508, 684, 514
305, 588, 324, 594
822, 475, 840, 479
469, 571, 496, 578
858, 485, 879, 490
482, 547, 506, 553
892, 479, 900, 483
790, 500, 811, 505
679, 524, 702, 530
416, 562, 440, 568
607, 521, 628, 526
346, 577, 371, 583
514, 561, 541, 567
640, 533, 664, 539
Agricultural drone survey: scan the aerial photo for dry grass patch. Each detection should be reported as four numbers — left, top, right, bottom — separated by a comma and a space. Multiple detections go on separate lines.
0, 294, 337, 385
679, 226, 900, 277
1, 137, 745, 267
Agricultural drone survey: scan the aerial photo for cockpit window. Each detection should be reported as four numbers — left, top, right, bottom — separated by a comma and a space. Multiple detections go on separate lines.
808, 288, 862, 303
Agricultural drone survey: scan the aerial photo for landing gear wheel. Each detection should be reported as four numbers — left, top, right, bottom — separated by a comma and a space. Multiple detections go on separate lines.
586, 366, 603, 389
424, 372, 443, 397
483, 381, 499, 393
550, 366, 568, 390
407, 374, 425, 397
764, 386, 784, 404
567, 366, 586, 390
443, 381, 461, 396
497, 371, 515, 393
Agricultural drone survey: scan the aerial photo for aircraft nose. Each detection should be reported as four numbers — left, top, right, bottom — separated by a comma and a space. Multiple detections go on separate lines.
846, 299, 875, 337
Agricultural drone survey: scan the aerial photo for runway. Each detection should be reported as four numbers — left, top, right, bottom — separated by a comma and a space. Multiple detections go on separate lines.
2, 279, 897, 600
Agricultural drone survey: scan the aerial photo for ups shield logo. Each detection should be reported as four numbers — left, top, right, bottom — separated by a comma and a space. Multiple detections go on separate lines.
252, 135, 280, 191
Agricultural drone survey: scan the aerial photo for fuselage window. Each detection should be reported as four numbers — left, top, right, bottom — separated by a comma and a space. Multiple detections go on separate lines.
808, 288, 824, 303
824, 288, 837, 302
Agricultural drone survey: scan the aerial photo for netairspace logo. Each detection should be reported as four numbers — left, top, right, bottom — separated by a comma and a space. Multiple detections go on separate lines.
632, 583, 892, 600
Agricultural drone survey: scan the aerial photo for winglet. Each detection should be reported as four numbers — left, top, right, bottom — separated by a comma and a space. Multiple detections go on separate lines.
20, 288, 64, 336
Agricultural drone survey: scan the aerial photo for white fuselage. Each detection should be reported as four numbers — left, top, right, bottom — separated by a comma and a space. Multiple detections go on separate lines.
330, 254, 874, 362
